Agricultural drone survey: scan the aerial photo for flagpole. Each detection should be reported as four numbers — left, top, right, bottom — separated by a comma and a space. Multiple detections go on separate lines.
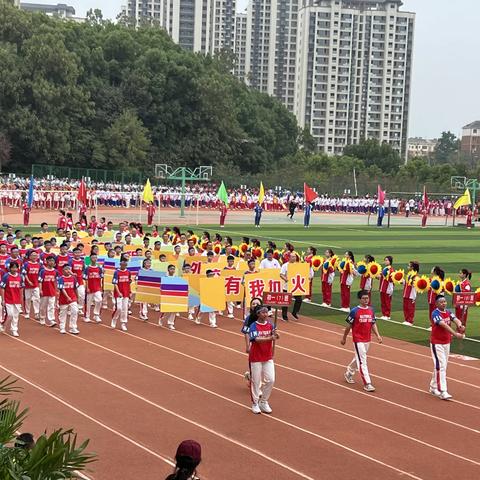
353, 168, 358, 197
0, 197, 4, 224
157, 192, 161, 226
196, 194, 199, 226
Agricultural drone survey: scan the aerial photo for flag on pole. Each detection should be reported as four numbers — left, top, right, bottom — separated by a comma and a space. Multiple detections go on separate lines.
78, 178, 87, 205
377, 185, 385, 206
27, 175, 35, 208
453, 189, 471, 210
217, 181, 229, 205
304, 183, 318, 204
142, 178, 154, 203
258, 181, 265, 205
422, 185, 429, 208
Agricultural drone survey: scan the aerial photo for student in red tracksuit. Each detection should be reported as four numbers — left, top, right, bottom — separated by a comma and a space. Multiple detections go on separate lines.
402, 261, 419, 326
0, 262, 24, 337
84, 253, 103, 323
69, 247, 85, 314
22, 251, 41, 320
359, 255, 375, 304
429, 295, 465, 400
55, 243, 71, 274
339, 251, 357, 311
455, 269, 472, 327
379, 256, 394, 320
39, 256, 58, 327
427, 266, 445, 322
321, 249, 335, 307
57, 264, 79, 335
111, 257, 131, 332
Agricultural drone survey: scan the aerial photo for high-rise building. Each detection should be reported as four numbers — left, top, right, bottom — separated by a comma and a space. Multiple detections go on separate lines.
294, 0, 415, 157
122, 0, 235, 55
234, 12, 248, 82
461, 121, 480, 161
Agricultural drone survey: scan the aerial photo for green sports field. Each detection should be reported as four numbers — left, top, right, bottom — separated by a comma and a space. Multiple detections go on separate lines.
197, 224, 480, 359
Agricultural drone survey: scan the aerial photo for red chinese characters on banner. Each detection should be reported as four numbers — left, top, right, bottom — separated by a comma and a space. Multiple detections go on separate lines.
209, 268, 221, 277
248, 279, 266, 299
268, 279, 282, 293
225, 276, 242, 295
191, 261, 202, 274
291, 274, 307, 295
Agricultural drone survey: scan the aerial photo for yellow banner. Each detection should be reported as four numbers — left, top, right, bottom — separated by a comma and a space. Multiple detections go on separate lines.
244, 270, 282, 307
200, 277, 226, 311
221, 270, 245, 302
287, 263, 310, 296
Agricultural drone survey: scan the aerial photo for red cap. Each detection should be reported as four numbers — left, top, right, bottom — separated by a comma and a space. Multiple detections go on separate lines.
176, 440, 201, 462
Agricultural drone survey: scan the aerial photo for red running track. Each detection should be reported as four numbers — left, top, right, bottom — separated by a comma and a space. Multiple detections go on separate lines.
1, 306, 479, 480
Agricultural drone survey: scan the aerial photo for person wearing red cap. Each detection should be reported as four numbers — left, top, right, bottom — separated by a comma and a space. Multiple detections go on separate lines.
165, 439, 201, 480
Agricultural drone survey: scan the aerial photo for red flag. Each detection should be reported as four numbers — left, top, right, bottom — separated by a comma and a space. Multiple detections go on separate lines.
304, 183, 318, 203
422, 185, 429, 208
377, 185, 385, 205
78, 178, 87, 205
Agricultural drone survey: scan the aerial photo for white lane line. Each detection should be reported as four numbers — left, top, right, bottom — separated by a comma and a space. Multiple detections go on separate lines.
74, 325, 480, 468
0, 364, 175, 470
133, 317, 480, 436
5, 335, 315, 480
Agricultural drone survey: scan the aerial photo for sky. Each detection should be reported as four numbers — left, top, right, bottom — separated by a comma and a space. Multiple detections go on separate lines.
55, 0, 480, 139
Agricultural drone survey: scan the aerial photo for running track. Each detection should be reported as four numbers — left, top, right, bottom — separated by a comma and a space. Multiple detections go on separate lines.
1, 307, 479, 479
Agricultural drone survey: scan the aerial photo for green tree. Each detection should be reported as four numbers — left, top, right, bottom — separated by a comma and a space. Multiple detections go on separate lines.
343, 139, 401, 174
0, 376, 95, 479
434, 131, 459, 164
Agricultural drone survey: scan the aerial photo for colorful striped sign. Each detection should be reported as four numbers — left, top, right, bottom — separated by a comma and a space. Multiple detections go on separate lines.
160, 277, 189, 313
136, 269, 164, 305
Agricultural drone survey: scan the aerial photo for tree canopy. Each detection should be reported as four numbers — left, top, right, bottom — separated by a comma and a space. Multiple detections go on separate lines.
0, 1, 299, 175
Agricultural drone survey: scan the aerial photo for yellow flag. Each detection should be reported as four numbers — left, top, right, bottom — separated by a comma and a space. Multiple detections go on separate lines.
453, 189, 471, 209
258, 181, 265, 205
142, 178, 154, 203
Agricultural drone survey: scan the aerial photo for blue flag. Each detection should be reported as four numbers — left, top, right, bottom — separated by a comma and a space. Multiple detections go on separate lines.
27, 175, 34, 208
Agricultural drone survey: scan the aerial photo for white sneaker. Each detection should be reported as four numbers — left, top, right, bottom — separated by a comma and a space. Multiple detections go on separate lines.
251, 403, 261, 414
188, 313, 194, 320
384, 316, 391, 320
46, 321, 57, 327
259, 401, 272, 414
429, 387, 441, 397
140, 316, 148, 321
84, 318, 91, 323
236, 304, 242, 309
69, 329, 80, 335
121, 324, 128, 332
303, 298, 311, 303
244, 371, 251, 381
59, 329, 66, 334
364, 384, 376, 392
175, 313, 180, 317
110, 322, 116, 329
321, 302, 328, 307
227, 314, 234, 318
158, 320, 163, 327
194, 318, 201, 325
402, 321, 413, 326
168, 325, 175, 330
94, 316, 101, 323
210, 324, 217, 328
11, 331, 19, 337
344, 372, 355, 384
0, 324, 4, 333
439, 392, 452, 400
340, 307, 350, 312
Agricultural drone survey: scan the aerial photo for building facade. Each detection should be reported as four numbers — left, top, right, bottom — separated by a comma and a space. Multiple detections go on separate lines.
294, 0, 414, 156
461, 121, 480, 160
19, 2, 83, 21
407, 138, 437, 158
122, 0, 235, 55
234, 12, 248, 81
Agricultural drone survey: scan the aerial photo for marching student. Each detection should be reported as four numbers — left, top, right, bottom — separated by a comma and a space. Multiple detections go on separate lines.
223, 255, 237, 318
402, 261, 419, 326
248, 305, 279, 414
55, 243, 70, 274
22, 251, 41, 320
0, 262, 24, 337
57, 264, 80, 335
455, 269, 472, 327
69, 247, 85, 314
111, 256, 131, 332
84, 253, 103, 323
379, 256, 394, 320
341, 290, 383, 392
39, 255, 58, 327
429, 295, 465, 400
254, 202, 263, 227
162, 264, 179, 330
321, 249, 335, 307
194, 269, 218, 328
